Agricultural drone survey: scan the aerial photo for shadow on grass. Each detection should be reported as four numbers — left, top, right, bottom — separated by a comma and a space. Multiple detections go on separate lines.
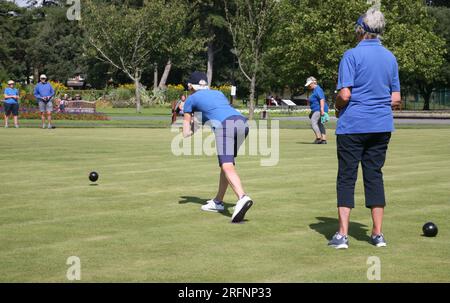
296, 141, 316, 145
309, 217, 371, 242
179, 196, 233, 218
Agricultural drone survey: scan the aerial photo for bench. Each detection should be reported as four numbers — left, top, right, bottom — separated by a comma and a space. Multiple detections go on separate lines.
64, 100, 96, 114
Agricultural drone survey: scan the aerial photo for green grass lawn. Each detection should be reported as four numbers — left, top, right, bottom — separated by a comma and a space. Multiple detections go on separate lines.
0, 128, 449, 282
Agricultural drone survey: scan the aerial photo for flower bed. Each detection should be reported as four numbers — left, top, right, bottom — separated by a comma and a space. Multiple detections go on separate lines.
19, 112, 110, 121
0, 106, 109, 120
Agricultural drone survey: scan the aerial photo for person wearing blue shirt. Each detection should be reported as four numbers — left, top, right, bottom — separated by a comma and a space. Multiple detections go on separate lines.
182, 71, 253, 223
34, 74, 55, 129
3, 80, 20, 128
328, 8, 402, 250
305, 76, 329, 144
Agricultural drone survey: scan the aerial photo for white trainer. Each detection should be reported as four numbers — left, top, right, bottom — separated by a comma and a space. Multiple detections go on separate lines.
201, 199, 224, 212
231, 195, 253, 223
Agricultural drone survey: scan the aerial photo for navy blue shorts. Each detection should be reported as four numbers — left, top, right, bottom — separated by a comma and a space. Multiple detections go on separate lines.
336, 132, 391, 208
4, 103, 19, 116
214, 115, 249, 166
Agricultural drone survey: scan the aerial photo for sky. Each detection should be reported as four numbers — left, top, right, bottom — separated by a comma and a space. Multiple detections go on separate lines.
8, 0, 33, 8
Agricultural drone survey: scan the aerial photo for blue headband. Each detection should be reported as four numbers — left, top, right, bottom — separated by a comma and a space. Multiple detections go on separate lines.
356, 15, 381, 34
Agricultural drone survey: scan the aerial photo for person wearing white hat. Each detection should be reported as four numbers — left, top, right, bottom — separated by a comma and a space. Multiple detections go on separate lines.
34, 74, 55, 129
305, 76, 328, 144
3, 80, 20, 128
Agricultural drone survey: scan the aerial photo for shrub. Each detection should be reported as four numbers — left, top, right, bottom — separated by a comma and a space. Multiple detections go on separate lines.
48, 80, 69, 97
212, 84, 232, 100
166, 84, 185, 103
118, 83, 136, 90
109, 88, 135, 108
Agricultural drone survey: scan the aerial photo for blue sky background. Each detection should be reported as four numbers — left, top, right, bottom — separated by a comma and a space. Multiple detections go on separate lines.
8, 0, 33, 7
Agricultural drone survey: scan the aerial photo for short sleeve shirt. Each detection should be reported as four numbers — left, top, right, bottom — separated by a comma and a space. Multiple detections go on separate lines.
336, 39, 400, 134
309, 85, 328, 113
184, 89, 243, 129
4, 87, 19, 104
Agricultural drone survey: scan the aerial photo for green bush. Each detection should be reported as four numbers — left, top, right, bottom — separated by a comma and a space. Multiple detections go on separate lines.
110, 88, 135, 108
165, 84, 185, 103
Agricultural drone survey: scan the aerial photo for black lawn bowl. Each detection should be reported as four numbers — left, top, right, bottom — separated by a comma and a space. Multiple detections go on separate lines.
89, 171, 99, 183
422, 222, 438, 237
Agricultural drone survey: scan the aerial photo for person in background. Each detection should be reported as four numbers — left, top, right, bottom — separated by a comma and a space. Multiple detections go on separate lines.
171, 94, 186, 124
58, 94, 69, 113
3, 80, 20, 128
305, 76, 329, 144
34, 74, 55, 129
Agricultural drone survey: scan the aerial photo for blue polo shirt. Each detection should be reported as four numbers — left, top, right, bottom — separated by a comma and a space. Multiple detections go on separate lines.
309, 85, 329, 113
34, 82, 55, 99
4, 87, 19, 104
183, 89, 243, 128
336, 39, 400, 135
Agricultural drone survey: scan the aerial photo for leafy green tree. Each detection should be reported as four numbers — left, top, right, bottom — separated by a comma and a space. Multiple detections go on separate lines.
223, 0, 279, 119
266, 0, 367, 96
83, 0, 194, 112
190, 0, 229, 85
267, 0, 446, 110
27, 4, 86, 83
0, 0, 21, 81
428, 6, 450, 88
383, 0, 446, 110
155, 0, 206, 89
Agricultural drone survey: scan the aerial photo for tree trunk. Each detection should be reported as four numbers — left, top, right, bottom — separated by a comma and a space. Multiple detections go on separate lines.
422, 86, 433, 111
33, 67, 39, 84
134, 71, 141, 113
153, 64, 158, 91
158, 59, 172, 89
207, 42, 214, 86
249, 75, 256, 120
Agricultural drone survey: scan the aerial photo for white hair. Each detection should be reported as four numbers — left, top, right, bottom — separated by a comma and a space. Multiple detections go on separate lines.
355, 7, 386, 39
364, 8, 385, 35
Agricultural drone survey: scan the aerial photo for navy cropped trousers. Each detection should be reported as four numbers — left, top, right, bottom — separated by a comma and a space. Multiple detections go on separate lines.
336, 132, 391, 208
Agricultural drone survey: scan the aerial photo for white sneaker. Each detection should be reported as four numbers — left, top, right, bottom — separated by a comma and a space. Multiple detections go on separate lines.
42, 124, 46, 129
201, 199, 224, 212
231, 195, 253, 223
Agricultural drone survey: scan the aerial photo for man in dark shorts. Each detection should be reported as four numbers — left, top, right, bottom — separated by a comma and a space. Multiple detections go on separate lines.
182, 71, 253, 223
3, 80, 20, 128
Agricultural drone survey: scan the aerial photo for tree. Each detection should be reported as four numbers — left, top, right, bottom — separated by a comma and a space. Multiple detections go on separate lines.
223, 0, 279, 120
266, 0, 367, 96
267, 0, 446, 111
428, 6, 450, 88
82, 0, 188, 112
27, 4, 86, 83
155, 1, 206, 89
189, 0, 229, 86
0, 0, 23, 82
383, 0, 446, 110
